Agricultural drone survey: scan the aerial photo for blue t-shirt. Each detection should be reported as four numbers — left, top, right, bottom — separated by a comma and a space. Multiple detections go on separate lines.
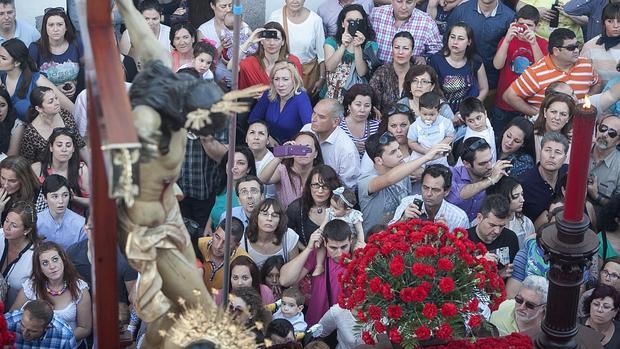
0, 71, 41, 122
248, 90, 313, 144
28, 40, 83, 85
429, 53, 482, 113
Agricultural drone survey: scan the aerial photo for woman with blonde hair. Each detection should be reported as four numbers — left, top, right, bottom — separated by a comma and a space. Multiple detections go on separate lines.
248, 60, 312, 145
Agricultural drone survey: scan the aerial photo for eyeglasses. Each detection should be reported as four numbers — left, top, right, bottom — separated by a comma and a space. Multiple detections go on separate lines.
310, 182, 329, 191
514, 295, 545, 310
591, 300, 615, 312
558, 43, 582, 51
601, 269, 620, 281
465, 138, 489, 153
259, 211, 280, 219
238, 188, 260, 197
378, 131, 396, 145
411, 78, 432, 86
386, 103, 411, 117
52, 127, 77, 136
598, 124, 618, 139
44, 7, 65, 14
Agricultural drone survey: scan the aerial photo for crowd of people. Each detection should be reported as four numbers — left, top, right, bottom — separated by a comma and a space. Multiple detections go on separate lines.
1, 0, 620, 348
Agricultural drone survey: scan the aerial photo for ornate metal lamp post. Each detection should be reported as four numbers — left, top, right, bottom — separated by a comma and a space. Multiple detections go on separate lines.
535, 98, 600, 349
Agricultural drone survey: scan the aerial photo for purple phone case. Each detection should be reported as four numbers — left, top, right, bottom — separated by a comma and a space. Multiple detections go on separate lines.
273, 145, 311, 157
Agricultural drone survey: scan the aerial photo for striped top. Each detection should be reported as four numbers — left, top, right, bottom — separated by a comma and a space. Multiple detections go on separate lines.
509, 55, 598, 108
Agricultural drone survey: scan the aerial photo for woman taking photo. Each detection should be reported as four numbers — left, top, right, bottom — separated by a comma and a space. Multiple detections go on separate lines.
259, 131, 323, 207
11, 241, 92, 342
243, 198, 299, 268
32, 128, 90, 211
0, 87, 23, 158
0, 201, 37, 307
429, 22, 489, 113
533, 92, 574, 162
19, 86, 86, 163
269, 0, 326, 96
339, 84, 379, 157
238, 22, 303, 89
28, 7, 83, 100
369, 31, 414, 113
0, 156, 41, 223
170, 22, 197, 72
322, 4, 378, 101
0, 38, 74, 122
248, 60, 312, 145
497, 116, 536, 178
579, 284, 620, 349
286, 165, 342, 248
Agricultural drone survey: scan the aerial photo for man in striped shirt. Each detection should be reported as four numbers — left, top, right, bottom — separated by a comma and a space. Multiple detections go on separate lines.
503, 28, 599, 117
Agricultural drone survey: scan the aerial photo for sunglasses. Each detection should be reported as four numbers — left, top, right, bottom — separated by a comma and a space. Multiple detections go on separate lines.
465, 138, 489, 153
378, 131, 396, 145
11, 201, 35, 224
515, 295, 545, 310
44, 7, 65, 14
387, 103, 411, 117
558, 43, 582, 52
598, 124, 618, 139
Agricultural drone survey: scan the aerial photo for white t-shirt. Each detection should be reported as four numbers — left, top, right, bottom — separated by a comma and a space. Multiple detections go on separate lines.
269, 8, 325, 64
242, 228, 299, 268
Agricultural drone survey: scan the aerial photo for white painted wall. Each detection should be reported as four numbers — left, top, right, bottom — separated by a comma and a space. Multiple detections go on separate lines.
16, 0, 66, 28
265, 0, 324, 20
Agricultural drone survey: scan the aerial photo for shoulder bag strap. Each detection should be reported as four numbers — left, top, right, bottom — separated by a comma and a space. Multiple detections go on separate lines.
325, 256, 333, 306
282, 6, 290, 52
602, 230, 608, 262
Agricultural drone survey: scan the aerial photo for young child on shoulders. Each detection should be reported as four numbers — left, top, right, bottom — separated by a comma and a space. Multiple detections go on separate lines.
460, 97, 496, 163
313, 187, 364, 276
271, 287, 308, 336
407, 91, 455, 166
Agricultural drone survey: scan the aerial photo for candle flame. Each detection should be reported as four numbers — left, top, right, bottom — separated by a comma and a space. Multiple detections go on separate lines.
584, 95, 591, 108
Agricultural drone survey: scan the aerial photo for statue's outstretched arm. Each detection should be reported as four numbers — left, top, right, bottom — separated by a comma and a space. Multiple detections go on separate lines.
116, 0, 172, 68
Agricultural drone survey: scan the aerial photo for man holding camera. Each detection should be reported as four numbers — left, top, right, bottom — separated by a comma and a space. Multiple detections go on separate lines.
390, 164, 469, 231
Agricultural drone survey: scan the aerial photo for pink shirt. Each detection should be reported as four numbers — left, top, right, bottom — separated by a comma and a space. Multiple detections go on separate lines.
276, 164, 303, 207
303, 250, 345, 326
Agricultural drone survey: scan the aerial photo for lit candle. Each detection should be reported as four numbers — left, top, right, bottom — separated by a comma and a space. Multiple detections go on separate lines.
563, 96, 597, 223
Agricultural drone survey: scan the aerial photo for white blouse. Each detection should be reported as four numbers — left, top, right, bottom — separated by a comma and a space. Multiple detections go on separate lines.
269, 8, 325, 64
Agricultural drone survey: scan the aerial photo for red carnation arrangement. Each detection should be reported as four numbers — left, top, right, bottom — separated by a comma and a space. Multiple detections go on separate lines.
339, 220, 506, 349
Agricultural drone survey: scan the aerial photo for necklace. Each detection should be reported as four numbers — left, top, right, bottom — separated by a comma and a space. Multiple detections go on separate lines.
46, 281, 68, 296
313, 205, 327, 214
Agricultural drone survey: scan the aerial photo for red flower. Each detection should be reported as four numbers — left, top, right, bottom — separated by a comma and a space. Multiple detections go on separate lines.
422, 303, 438, 319
389, 254, 405, 277
369, 277, 381, 293
368, 305, 382, 320
411, 285, 429, 302
389, 328, 402, 344
357, 310, 368, 322
353, 288, 366, 303
415, 325, 432, 341
387, 305, 403, 320
411, 263, 436, 278
438, 258, 454, 271
437, 323, 453, 340
361, 331, 375, 344
468, 298, 479, 312
439, 246, 456, 256
468, 314, 482, 328
439, 277, 456, 293
374, 320, 386, 333
441, 302, 458, 317
381, 283, 394, 300
415, 245, 438, 258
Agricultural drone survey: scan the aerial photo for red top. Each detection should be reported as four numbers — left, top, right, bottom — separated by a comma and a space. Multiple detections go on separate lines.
238, 54, 303, 89
495, 35, 548, 111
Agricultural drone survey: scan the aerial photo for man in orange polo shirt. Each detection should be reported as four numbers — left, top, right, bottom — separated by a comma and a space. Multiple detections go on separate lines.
503, 28, 599, 117
198, 217, 248, 292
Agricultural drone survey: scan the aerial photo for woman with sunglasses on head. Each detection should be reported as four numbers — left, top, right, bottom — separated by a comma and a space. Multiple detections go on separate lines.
0, 156, 41, 224
0, 38, 74, 122
31, 128, 90, 212
369, 31, 414, 113
248, 60, 312, 146
491, 275, 548, 336
429, 22, 488, 114
286, 165, 342, 250
321, 4, 378, 102
496, 116, 536, 178
533, 92, 574, 163
579, 284, 620, 348
0, 87, 23, 159
28, 7, 83, 101
243, 198, 299, 269
238, 22, 303, 90
19, 86, 86, 164
259, 131, 324, 207
11, 240, 92, 342
0, 201, 38, 307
